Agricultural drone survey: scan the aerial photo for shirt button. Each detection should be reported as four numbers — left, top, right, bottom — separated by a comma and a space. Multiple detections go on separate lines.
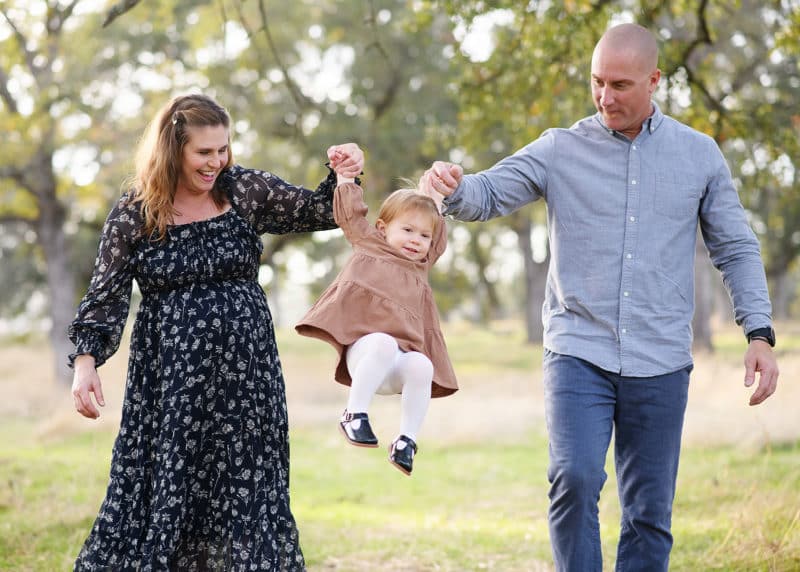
629, 216, 636, 222
632, 145, 637, 150
624, 291, 629, 297
626, 253, 632, 259
622, 328, 627, 334
631, 179, 637, 185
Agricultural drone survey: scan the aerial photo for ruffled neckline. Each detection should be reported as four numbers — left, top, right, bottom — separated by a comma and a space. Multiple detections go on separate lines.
168, 207, 234, 229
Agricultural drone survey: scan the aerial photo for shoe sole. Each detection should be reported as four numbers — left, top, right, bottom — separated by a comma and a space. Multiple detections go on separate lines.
388, 458, 412, 476
388, 445, 412, 476
338, 422, 378, 448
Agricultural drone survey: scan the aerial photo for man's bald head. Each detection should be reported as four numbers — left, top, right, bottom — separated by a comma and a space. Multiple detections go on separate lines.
594, 23, 659, 73
590, 23, 661, 139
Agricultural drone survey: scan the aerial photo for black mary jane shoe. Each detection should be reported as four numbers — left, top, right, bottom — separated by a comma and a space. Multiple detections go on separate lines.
339, 410, 379, 448
388, 435, 417, 476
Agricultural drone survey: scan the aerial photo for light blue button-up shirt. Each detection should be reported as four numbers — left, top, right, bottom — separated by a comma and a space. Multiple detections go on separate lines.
443, 103, 772, 376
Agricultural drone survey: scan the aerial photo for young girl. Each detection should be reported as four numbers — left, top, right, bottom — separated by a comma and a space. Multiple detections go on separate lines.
295, 167, 457, 476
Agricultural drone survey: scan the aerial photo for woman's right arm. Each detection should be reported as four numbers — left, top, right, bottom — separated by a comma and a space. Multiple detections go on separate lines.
69, 195, 139, 418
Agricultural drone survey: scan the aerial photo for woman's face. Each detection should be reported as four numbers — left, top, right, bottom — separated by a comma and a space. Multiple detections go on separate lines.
177, 124, 230, 196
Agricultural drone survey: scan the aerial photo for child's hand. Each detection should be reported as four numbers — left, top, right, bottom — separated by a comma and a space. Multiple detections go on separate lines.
425, 161, 463, 196
419, 171, 444, 212
327, 143, 364, 183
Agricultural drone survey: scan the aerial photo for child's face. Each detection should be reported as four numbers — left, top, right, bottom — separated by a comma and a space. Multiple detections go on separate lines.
377, 209, 435, 262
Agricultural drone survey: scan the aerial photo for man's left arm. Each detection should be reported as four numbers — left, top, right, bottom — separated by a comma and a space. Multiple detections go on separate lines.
698, 143, 779, 405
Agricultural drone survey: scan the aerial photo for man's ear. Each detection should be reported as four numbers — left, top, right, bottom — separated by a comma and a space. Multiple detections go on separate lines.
649, 68, 661, 94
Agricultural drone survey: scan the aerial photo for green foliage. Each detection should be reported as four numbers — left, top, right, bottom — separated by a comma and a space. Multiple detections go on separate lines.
427, 0, 800, 317
4, 0, 799, 336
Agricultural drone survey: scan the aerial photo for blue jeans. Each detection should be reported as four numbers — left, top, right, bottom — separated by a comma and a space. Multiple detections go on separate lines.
542, 350, 691, 572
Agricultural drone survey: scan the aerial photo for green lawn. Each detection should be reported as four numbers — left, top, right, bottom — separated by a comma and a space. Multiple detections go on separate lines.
1, 323, 798, 570
1, 422, 798, 571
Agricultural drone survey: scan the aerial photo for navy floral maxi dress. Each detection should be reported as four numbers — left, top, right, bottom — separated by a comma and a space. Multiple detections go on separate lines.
69, 165, 337, 571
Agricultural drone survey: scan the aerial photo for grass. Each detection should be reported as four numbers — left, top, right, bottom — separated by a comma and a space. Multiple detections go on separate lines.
1, 322, 799, 571
1, 426, 798, 571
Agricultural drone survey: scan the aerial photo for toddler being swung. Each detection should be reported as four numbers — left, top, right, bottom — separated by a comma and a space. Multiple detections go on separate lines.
296, 150, 457, 475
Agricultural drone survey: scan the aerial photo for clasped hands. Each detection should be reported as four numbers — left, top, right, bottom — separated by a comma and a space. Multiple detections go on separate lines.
327, 143, 364, 184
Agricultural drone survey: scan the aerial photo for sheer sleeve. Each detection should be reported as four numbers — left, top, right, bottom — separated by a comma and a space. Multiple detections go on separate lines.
225, 164, 338, 235
333, 182, 372, 244
68, 194, 141, 368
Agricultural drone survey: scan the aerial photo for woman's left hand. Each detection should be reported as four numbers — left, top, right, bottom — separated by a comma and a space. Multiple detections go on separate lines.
327, 143, 364, 179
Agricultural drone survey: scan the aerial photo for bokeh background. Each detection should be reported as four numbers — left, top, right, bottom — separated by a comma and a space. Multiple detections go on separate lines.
1, 1, 798, 570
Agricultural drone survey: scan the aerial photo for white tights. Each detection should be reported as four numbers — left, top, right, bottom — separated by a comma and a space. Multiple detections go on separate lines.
345, 332, 433, 441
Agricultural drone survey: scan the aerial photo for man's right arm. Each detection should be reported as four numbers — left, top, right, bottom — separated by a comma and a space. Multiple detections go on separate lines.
427, 132, 553, 222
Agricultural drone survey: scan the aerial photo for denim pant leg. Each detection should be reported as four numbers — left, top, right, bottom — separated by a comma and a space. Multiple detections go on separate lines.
614, 366, 691, 572
543, 351, 616, 572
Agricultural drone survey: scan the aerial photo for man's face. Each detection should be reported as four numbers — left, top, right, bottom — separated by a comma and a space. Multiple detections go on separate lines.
590, 45, 660, 140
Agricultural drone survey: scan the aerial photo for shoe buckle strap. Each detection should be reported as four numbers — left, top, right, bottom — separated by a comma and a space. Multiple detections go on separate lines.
342, 410, 367, 422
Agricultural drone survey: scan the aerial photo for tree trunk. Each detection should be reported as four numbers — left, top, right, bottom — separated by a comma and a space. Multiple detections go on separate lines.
511, 215, 548, 344
32, 152, 75, 386
468, 230, 502, 322
768, 268, 795, 320
692, 235, 714, 352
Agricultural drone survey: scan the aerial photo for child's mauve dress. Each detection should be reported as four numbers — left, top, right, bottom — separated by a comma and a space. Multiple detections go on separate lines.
296, 182, 458, 398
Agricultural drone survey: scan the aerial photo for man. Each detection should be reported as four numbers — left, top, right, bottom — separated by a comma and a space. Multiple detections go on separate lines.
426, 23, 778, 572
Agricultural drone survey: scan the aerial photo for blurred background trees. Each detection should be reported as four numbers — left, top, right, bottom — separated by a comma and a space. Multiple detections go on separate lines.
1, 0, 797, 385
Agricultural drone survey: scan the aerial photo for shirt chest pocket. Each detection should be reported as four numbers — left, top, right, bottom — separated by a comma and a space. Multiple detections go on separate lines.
654, 172, 704, 220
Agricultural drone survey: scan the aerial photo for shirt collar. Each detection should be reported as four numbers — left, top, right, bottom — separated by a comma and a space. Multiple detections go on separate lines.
595, 100, 665, 138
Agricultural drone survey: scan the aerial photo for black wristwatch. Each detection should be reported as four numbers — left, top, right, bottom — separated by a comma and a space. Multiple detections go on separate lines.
746, 326, 776, 347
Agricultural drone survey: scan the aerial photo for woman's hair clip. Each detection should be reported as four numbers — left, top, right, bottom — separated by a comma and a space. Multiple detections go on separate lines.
172, 112, 180, 125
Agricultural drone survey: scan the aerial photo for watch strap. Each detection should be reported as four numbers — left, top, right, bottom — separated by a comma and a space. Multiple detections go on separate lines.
746, 326, 775, 347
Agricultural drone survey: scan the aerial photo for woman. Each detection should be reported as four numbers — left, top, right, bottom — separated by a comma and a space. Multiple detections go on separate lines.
69, 93, 363, 570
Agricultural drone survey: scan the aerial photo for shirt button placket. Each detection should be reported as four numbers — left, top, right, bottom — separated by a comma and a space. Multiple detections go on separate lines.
619, 141, 640, 370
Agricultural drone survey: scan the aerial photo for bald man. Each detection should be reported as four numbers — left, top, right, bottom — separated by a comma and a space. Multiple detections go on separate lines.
426, 23, 778, 572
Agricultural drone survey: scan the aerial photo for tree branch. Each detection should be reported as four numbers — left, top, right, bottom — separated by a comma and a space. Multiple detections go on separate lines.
365, 0, 392, 62
0, 8, 38, 77
102, 0, 142, 28
256, 0, 314, 111
228, 1, 303, 140
0, 66, 19, 114
0, 165, 25, 184
0, 214, 36, 228
682, 0, 727, 138
365, 0, 401, 119
660, 0, 727, 139
47, 0, 80, 34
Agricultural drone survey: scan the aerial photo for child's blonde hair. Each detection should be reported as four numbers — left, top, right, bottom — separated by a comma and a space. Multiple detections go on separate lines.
376, 183, 441, 234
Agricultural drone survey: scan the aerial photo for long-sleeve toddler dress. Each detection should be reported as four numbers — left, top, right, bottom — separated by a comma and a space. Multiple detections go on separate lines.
296, 182, 458, 398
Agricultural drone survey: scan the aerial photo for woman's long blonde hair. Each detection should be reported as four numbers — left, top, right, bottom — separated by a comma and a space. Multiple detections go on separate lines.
130, 93, 234, 240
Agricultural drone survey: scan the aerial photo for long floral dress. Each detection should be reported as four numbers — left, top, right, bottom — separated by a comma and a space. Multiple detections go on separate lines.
68, 165, 336, 571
